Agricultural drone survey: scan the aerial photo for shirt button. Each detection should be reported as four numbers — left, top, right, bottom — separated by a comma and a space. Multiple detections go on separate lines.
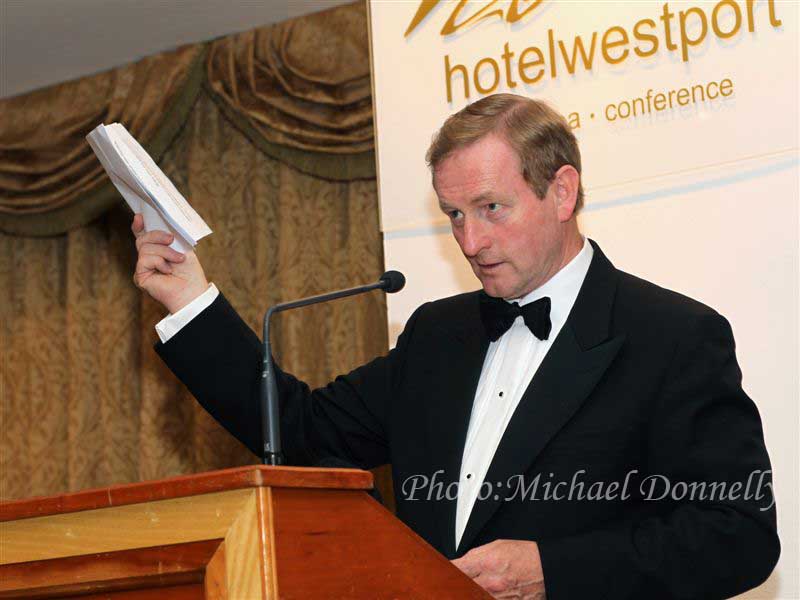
499, 391, 504, 397
466, 473, 472, 480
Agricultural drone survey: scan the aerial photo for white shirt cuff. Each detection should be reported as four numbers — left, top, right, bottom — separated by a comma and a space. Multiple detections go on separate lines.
155, 283, 219, 343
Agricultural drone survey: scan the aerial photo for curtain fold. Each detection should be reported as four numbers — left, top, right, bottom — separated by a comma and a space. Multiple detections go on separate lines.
206, 2, 373, 151
203, 1, 375, 180
0, 45, 206, 236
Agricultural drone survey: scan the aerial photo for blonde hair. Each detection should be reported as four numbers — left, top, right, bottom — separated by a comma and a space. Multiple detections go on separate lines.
426, 94, 584, 212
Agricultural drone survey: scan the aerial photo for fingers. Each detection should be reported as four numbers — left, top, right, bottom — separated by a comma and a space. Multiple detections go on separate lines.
452, 542, 500, 578
452, 553, 482, 579
133, 244, 186, 289
134, 254, 174, 285
131, 214, 177, 250
138, 242, 185, 264
135, 229, 176, 252
131, 213, 144, 237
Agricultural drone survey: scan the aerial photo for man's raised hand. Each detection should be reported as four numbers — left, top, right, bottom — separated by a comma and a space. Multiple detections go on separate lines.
131, 213, 209, 314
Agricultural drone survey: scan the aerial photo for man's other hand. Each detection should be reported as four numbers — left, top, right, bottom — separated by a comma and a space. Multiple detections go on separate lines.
452, 539, 546, 599
131, 214, 209, 313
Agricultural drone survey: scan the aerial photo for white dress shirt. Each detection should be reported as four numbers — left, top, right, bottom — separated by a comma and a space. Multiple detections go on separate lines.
155, 283, 219, 343
154, 240, 594, 549
454, 238, 593, 548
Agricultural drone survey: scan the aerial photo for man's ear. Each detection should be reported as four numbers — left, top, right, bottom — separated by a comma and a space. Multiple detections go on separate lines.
552, 165, 580, 222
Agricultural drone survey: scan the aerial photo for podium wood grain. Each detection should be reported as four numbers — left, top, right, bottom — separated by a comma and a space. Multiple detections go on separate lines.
0, 465, 490, 599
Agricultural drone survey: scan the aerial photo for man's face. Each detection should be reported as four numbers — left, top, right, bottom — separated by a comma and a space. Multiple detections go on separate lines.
433, 133, 569, 300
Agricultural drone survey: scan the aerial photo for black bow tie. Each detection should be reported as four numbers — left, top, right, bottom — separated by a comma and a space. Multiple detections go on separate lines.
479, 293, 552, 342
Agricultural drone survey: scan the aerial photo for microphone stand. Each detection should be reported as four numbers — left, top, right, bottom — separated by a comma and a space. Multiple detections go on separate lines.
259, 274, 404, 465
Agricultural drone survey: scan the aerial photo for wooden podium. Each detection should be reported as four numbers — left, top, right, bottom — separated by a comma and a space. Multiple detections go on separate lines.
0, 465, 489, 599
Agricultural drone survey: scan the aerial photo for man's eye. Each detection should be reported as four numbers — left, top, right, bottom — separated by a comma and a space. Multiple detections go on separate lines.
449, 210, 462, 219
487, 203, 501, 212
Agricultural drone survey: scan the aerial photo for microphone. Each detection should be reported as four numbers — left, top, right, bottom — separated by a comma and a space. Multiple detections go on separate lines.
379, 270, 406, 294
259, 271, 406, 465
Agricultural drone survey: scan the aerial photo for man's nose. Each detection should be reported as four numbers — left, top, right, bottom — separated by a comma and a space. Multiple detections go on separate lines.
460, 218, 490, 258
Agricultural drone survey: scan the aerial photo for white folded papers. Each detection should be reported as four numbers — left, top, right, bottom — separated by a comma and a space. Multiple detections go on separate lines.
86, 123, 211, 252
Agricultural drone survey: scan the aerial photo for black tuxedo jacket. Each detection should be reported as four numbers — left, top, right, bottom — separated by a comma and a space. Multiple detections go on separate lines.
156, 241, 779, 599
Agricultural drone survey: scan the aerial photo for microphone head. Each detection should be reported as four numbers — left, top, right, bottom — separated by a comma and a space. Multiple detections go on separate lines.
379, 270, 406, 294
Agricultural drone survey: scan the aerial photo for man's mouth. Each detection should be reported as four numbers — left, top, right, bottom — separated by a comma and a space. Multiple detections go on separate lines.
477, 261, 502, 271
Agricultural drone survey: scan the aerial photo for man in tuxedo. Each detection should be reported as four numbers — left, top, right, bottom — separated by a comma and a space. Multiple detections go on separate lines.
132, 94, 779, 599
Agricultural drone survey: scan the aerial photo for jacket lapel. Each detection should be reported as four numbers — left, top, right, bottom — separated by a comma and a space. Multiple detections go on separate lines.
456, 241, 626, 554
424, 293, 489, 558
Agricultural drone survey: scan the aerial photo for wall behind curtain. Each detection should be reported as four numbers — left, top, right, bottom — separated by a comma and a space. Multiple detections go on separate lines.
0, 88, 393, 507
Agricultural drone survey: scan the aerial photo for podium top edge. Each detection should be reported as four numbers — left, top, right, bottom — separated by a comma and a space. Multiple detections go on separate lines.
0, 465, 374, 523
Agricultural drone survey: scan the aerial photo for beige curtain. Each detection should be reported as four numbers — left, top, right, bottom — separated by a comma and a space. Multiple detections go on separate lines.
0, 1, 394, 508
206, 2, 373, 153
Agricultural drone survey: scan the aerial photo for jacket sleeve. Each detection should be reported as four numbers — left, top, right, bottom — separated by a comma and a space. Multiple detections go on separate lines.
155, 292, 423, 469
537, 311, 780, 599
